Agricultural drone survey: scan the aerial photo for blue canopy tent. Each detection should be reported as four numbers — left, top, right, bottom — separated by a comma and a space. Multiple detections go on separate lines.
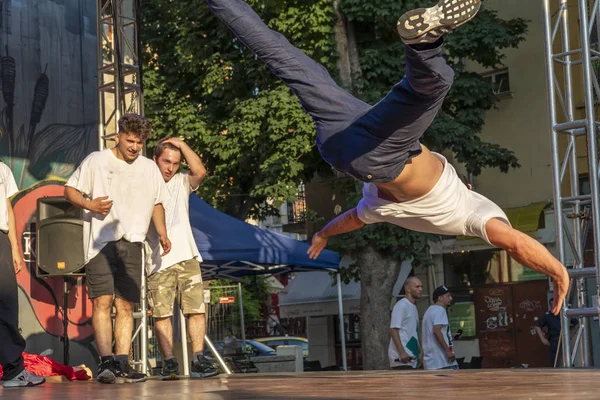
189, 195, 340, 279
187, 195, 347, 370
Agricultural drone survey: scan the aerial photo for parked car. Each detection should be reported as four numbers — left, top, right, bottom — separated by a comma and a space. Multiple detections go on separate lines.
255, 336, 309, 358
204, 339, 276, 359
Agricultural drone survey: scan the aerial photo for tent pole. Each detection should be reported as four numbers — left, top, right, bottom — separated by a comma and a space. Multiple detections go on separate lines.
337, 273, 347, 371
179, 307, 190, 376
238, 282, 246, 348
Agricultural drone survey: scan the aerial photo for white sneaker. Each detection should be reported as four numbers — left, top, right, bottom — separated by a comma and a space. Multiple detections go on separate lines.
3, 369, 46, 388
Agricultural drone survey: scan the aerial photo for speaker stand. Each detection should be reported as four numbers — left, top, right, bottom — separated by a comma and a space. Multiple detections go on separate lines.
62, 277, 76, 365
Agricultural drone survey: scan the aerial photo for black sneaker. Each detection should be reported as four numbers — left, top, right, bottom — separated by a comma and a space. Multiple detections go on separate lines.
397, 0, 481, 43
191, 356, 220, 378
97, 358, 116, 384
114, 359, 148, 383
161, 358, 180, 381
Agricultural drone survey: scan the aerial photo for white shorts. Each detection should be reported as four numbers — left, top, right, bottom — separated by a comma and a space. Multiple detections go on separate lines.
356, 153, 510, 245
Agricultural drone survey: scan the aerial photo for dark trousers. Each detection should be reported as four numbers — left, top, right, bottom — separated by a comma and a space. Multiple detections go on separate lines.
0, 232, 26, 380
206, 0, 454, 182
550, 340, 559, 367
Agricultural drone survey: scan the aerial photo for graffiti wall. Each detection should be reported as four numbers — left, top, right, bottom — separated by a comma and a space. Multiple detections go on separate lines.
0, 0, 98, 369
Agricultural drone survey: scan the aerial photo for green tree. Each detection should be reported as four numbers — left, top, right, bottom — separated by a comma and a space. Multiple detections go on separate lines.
142, 0, 336, 219
328, 1, 527, 370
142, 0, 527, 370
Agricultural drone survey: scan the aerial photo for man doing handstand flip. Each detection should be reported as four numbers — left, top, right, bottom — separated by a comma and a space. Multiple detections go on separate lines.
207, 0, 569, 314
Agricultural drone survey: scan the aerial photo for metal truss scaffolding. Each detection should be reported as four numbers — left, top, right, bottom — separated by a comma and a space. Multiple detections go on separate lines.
543, 0, 600, 367
97, 0, 143, 151
96, 0, 147, 373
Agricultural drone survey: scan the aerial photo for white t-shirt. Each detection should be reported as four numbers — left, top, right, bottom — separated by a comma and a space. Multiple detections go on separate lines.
65, 149, 169, 264
356, 153, 510, 245
422, 304, 457, 370
0, 162, 18, 232
388, 298, 420, 369
145, 172, 202, 275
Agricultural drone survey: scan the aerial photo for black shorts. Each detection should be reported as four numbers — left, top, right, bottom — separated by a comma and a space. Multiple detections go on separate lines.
85, 239, 143, 303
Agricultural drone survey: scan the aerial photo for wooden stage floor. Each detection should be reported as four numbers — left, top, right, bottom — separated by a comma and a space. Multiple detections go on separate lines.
1, 369, 598, 399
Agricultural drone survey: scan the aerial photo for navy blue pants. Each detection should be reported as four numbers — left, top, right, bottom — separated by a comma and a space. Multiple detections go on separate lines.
207, 0, 454, 183
0, 232, 26, 380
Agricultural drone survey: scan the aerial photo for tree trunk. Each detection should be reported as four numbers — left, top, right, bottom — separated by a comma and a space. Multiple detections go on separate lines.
346, 20, 362, 90
332, 0, 352, 90
357, 246, 402, 370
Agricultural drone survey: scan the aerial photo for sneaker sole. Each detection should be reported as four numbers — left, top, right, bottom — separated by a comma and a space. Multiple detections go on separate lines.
190, 370, 220, 379
3, 377, 46, 388
161, 373, 180, 381
115, 376, 148, 384
397, 0, 480, 40
97, 370, 116, 384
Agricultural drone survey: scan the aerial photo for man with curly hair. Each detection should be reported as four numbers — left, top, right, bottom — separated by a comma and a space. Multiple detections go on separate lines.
65, 114, 171, 384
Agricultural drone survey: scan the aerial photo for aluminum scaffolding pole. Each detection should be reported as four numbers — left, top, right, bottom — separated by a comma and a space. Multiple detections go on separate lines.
542, 0, 600, 368
97, 0, 143, 151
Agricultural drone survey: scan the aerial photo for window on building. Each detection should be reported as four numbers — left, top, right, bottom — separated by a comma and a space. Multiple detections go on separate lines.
483, 69, 511, 96
444, 248, 547, 288
443, 249, 504, 287
286, 182, 307, 224
579, 173, 591, 195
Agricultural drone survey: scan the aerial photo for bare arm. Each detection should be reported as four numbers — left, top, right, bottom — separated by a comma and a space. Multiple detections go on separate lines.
307, 208, 365, 259
152, 203, 171, 256
162, 137, 207, 189
535, 326, 550, 346
7, 199, 24, 274
64, 186, 112, 215
433, 325, 455, 362
390, 328, 412, 363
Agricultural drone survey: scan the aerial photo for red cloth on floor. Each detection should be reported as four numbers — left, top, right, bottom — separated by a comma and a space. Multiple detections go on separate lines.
0, 353, 90, 380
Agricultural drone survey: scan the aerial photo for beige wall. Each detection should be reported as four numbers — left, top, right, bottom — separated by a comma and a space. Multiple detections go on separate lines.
456, 0, 554, 208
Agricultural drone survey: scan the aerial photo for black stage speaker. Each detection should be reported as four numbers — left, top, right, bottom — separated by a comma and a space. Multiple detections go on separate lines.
36, 196, 85, 277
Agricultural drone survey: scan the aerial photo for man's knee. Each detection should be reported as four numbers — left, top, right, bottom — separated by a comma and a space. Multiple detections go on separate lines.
114, 298, 134, 315
93, 295, 114, 313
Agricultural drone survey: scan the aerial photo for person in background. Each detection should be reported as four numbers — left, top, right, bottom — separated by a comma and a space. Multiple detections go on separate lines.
422, 286, 458, 370
389, 277, 423, 370
223, 328, 239, 356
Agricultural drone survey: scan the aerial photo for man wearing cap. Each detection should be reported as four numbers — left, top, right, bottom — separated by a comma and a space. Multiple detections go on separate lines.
422, 285, 458, 370
388, 277, 423, 370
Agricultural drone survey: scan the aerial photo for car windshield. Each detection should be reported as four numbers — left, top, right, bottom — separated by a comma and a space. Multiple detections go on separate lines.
242, 340, 275, 353
289, 340, 309, 350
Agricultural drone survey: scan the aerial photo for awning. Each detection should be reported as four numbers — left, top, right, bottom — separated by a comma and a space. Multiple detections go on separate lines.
431, 202, 552, 254
457, 202, 549, 240
504, 202, 549, 233
278, 271, 361, 318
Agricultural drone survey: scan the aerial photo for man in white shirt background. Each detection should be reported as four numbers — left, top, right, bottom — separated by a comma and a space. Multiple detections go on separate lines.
0, 161, 45, 388
422, 285, 458, 370
64, 114, 171, 384
145, 137, 218, 379
389, 276, 423, 370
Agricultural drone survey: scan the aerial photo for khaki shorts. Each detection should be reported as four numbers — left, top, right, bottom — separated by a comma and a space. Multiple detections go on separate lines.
147, 258, 205, 318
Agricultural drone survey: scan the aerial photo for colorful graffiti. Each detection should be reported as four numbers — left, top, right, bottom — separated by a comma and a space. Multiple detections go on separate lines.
0, 0, 99, 367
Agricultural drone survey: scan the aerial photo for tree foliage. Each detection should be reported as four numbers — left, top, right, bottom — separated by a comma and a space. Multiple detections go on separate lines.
328, 2, 527, 282
142, 0, 528, 369
142, 0, 336, 219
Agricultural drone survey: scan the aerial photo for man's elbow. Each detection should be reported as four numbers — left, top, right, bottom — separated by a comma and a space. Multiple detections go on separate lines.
350, 208, 366, 228
64, 186, 75, 203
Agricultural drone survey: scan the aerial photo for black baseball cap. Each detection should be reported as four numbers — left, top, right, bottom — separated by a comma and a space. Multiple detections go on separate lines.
432, 285, 450, 302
